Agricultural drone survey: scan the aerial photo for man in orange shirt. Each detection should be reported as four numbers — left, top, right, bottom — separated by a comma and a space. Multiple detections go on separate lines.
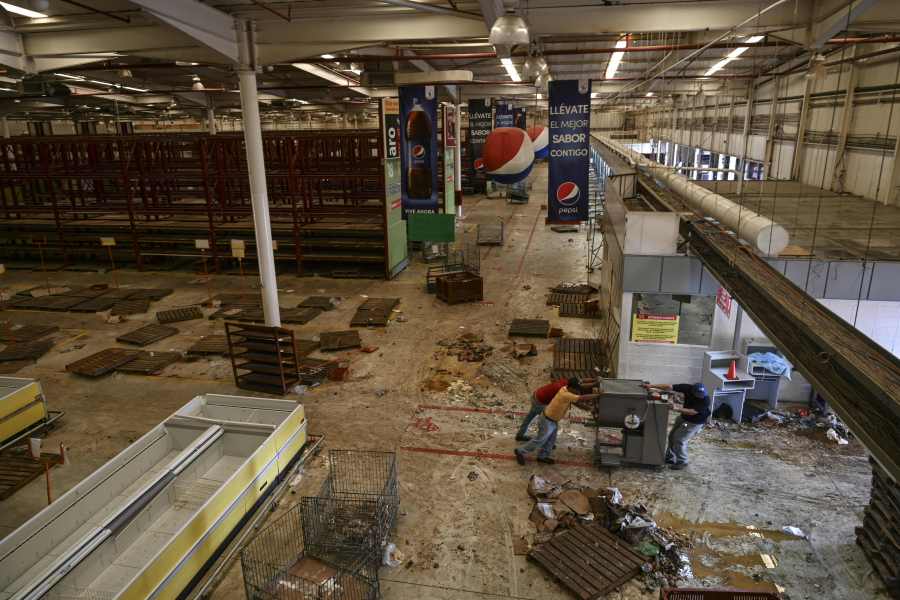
514, 378, 600, 465
516, 376, 597, 441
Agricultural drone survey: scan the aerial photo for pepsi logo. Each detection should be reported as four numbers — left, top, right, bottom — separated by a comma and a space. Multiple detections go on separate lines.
556, 182, 580, 206
412, 145, 426, 158
473, 158, 485, 171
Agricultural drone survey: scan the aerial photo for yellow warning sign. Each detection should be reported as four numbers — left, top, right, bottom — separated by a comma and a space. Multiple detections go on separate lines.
631, 314, 679, 344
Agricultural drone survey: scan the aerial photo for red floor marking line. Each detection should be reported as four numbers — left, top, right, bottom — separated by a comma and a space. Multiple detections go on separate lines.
416, 403, 589, 424
399, 445, 594, 468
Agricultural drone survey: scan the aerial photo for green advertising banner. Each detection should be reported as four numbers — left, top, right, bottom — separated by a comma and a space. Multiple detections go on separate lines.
382, 98, 409, 278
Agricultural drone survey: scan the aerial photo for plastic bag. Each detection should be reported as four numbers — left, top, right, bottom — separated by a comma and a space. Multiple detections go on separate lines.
382, 543, 403, 567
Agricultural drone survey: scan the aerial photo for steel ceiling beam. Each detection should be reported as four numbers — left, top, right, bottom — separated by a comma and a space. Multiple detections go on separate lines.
127, 0, 239, 63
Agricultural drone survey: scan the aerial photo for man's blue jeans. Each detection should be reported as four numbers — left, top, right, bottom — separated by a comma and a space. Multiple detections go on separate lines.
517, 414, 559, 459
516, 394, 543, 439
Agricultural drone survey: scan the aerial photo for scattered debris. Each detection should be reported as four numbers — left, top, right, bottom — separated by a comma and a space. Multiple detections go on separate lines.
360, 345, 379, 353
512, 343, 537, 358
781, 526, 806, 539
437, 333, 493, 362
826, 428, 849, 445
467, 471, 479, 481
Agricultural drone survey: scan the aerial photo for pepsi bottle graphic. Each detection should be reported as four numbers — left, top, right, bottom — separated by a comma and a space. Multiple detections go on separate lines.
406, 100, 432, 200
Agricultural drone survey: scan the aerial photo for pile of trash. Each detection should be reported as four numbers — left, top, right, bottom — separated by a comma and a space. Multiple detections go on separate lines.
736, 403, 853, 444
445, 379, 502, 408
524, 475, 692, 589
437, 333, 493, 362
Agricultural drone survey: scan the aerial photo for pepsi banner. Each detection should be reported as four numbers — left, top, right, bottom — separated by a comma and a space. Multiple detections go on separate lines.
399, 85, 438, 215
513, 107, 526, 129
494, 101, 514, 128
548, 79, 591, 222
467, 98, 492, 188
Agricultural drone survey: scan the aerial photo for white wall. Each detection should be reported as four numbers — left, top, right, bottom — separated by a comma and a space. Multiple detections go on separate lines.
631, 44, 900, 204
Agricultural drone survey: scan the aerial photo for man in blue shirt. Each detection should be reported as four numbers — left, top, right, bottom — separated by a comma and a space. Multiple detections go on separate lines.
647, 382, 710, 470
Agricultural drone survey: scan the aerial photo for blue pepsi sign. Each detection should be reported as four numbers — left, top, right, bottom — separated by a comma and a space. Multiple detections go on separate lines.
494, 101, 514, 128
399, 85, 438, 215
548, 79, 591, 222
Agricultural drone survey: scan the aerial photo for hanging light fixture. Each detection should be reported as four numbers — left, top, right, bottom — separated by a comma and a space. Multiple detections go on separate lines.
489, 9, 529, 58
191, 75, 204, 91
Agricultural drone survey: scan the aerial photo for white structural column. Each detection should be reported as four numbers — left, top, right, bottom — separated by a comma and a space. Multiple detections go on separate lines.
454, 101, 462, 217
237, 19, 280, 327
736, 85, 755, 194
207, 107, 216, 135
1, 116, 8, 139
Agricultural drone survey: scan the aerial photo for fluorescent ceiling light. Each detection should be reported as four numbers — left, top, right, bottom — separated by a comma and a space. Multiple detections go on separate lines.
320, 54, 336, 59
604, 37, 627, 80
55, 73, 85, 81
645, 92, 654, 97
0, 2, 47, 18
292, 62, 370, 96
707, 35, 764, 76
500, 58, 521, 82
121, 85, 149, 92
290, 98, 310, 104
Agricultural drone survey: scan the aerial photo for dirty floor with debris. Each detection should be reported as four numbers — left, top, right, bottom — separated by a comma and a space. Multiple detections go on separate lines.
0, 164, 888, 599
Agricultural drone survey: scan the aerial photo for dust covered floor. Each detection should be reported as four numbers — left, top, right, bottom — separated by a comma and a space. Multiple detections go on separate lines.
0, 164, 888, 599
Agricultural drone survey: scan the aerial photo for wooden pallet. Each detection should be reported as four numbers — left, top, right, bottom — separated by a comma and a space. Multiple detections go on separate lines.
116, 324, 179, 347
128, 288, 173, 300
116, 351, 181, 375
0, 449, 62, 501
186, 335, 229, 356
551, 283, 597, 295
298, 296, 339, 311
320, 330, 362, 351
547, 292, 585, 306
65, 348, 141, 377
12, 295, 85, 311
0, 340, 54, 362
157, 306, 203, 324
559, 302, 602, 319
508, 319, 550, 338
111, 298, 151, 316
552, 338, 604, 380
528, 523, 646, 600
350, 298, 399, 327
0, 324, 59, 343
69, 295, 119, 313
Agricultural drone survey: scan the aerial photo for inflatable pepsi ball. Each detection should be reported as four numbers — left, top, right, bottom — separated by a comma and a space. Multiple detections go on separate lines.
527, 126, 549, 159
483, 127, 535, 184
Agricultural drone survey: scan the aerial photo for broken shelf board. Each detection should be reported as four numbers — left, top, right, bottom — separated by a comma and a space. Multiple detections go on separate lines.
528, 523, 646, 600
128, 288, 173, 301
68, 296, 120, 313
508, 319, 551, 338
0, 450, 62, 501
116, 324, 179, 347
110, 299, 151, 316
298, 296, 339, 311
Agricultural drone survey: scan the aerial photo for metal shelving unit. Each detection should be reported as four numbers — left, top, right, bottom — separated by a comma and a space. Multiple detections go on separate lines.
225, 322, 299, 395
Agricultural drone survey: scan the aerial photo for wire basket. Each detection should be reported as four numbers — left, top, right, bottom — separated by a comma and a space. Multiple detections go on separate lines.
241, 502, 379, 600
319, 450, 399, 543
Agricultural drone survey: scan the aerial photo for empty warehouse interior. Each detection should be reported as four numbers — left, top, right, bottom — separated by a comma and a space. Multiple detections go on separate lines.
0, 1, 899, 600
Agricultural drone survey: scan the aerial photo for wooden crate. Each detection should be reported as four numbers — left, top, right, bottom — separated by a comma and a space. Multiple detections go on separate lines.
436, 271, 483, 305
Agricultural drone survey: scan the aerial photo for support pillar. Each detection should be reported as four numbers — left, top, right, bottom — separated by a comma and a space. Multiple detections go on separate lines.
764, 77, 780, 180
454, 101, 463, 217
237, 19, 280, 327
792, 77, 814, 181
831, 47, 859, 192
2, 116, 9, 139
207, 106, 216, 135
737, 85, 755, 194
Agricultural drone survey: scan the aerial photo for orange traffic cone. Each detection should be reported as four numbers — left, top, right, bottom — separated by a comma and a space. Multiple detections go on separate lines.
726, 360, 737, 380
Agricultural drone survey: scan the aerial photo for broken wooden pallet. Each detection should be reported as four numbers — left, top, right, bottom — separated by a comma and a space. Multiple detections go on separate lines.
186, 335, 229, 356
552, 338, 604, 380
350, 298, 399, 327
116, 324, 179, 347
559, 302, 602, 319
320, 330, 362, 351
65, 348, 141, 377
528, 523, 646, 600
547, 292, 591, 306
0, 449, 63, 501
298, 296, 339, 311
157, 306, 203, 324
0, 324, 59, 343
508, 319, 550, 338
116, 351, 181, 375
0, 339, 54, 362
111, 298, 151, 316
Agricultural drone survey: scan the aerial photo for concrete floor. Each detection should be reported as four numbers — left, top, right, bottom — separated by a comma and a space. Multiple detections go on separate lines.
0, 163, 889, 599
